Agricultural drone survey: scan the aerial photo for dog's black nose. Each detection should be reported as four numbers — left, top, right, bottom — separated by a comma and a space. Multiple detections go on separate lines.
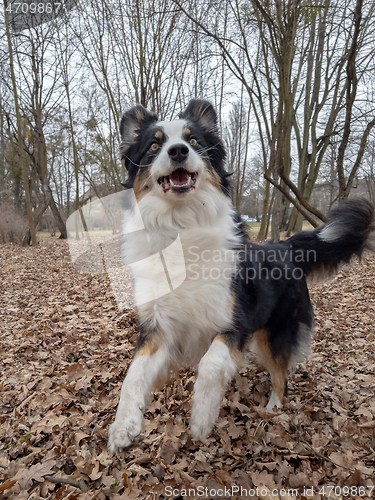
168, 144, 189, 163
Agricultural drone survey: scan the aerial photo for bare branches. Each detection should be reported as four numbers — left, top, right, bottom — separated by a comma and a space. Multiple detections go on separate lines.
279, 172, 326, 222
264, 173, 320, 228
2, 0, 375, 239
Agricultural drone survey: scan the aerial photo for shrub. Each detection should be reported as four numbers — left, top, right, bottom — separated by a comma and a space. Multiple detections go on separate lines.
0, 203, 27, 244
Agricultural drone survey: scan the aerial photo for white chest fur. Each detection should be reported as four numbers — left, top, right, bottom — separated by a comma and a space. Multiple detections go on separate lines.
122, 187, 240, 366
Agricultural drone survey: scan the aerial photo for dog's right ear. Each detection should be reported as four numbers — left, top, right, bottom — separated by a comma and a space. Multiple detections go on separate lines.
179, 99, 218, 134
119, 105, 158, 159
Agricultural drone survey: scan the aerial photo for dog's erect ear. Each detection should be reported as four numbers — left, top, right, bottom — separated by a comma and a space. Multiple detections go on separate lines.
119, 105, 158, 158
179, 99, 218, 133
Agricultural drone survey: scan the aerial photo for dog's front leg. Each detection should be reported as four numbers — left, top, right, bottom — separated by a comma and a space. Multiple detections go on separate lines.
108, 341, 169, 453
190, 334, 239, 442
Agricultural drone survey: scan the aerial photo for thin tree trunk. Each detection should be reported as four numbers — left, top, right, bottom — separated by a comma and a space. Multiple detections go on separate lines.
65, 80, 83, 238
271, 190, 281, 241
22, 198, 49, 246
34, 167, 67, 239
0, 90, 5, 201
336, 0, 362, 200
257, 177, 271, 240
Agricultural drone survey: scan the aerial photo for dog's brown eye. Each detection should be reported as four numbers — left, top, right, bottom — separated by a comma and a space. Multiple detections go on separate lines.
150, 142, 159, 151
190, 138, 198, 147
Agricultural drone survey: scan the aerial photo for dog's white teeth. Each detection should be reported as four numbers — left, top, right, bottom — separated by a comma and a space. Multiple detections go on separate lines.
159, 171, 197, 190
170, 177, 191, 188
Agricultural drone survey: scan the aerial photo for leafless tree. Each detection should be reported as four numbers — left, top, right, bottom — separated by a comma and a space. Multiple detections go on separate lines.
172, 0, 375, 239
223, 100, 253, 210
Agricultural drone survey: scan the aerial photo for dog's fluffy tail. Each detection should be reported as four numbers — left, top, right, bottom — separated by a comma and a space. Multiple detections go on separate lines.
287, 199, 375, 283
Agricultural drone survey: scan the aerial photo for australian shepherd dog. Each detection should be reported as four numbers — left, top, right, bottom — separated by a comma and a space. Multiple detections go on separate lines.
107, 99, 374, 453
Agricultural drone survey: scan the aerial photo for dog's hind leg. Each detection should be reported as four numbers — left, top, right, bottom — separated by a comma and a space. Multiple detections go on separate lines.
108, 337, 169, 453
251, 329, 289, 411
267, 366, 288, 411
190, 333, 241, 442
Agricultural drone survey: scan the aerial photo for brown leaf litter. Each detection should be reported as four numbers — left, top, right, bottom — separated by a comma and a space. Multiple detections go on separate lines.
0, 239, 374, 499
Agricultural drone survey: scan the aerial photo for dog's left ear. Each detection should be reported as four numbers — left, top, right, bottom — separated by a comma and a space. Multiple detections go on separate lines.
179, 99, 218, 133
119, 104, 158, 160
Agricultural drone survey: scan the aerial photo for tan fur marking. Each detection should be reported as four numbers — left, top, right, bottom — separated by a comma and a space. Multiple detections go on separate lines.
183, 128, 191, 136
134, 338, 159, 359
155, 130, 163, 139
215, 333, 226, 344
252, 329, 288, 404
208, 168, 222, 191
133, 169, 151, 202
134, 337, 168, 390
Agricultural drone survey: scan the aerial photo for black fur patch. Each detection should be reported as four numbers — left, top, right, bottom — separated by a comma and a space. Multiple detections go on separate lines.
224, 198, 374, 363
179, 99, 229, 196
119, 105, 159, 189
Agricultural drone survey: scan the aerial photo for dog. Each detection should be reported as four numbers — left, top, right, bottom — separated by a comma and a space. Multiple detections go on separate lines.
107, 99, 375, 453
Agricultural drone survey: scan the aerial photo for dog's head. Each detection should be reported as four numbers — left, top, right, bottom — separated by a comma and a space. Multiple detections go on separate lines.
119, 99, 230, 202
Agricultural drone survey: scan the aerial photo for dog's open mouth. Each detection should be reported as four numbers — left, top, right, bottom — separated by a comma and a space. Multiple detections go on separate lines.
158, 168, 198, 194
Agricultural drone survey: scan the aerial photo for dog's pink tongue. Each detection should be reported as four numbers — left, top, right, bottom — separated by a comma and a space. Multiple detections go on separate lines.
170, 168, 189, 185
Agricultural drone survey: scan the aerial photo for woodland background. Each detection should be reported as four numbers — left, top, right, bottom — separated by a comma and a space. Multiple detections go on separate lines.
2, 0, 375, 242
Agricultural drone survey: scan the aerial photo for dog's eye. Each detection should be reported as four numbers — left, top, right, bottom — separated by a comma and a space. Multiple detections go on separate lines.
150, 142, 159, 152
190, 138, 198, 147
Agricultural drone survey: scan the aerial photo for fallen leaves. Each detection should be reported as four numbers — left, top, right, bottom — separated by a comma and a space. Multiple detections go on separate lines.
15, 460, 57, 490
0, 239, 375, 499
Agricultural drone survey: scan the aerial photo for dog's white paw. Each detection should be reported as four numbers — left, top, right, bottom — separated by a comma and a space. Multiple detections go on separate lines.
190, 398, 217, 442
107, 412, 143, 453
190, 416, 212, 443
266, 390, 283, 412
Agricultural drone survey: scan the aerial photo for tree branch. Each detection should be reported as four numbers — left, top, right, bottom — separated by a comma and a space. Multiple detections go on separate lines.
264, 174, 320, 228
279, 172, 326, 222
44, 475, 89, 492
346, 115, 375, 195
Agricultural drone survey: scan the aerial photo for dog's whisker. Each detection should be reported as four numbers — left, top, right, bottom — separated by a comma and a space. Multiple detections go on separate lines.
198, 142, 221, 154
123, 154, 152, 168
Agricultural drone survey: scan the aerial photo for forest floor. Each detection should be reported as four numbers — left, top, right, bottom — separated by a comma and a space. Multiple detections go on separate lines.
0, 238, 374, 500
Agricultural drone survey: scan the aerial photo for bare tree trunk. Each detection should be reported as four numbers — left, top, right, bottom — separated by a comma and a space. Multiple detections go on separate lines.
257, 177, 271, 240
29, 41, 67, 239
31, 160, 67, 239
336, 0, 362, 200
271, 190, 281, 241
56, 22, 88, 238
49, 190, 67, 239
22, 198, 49, 246
0, 90, 5, 201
